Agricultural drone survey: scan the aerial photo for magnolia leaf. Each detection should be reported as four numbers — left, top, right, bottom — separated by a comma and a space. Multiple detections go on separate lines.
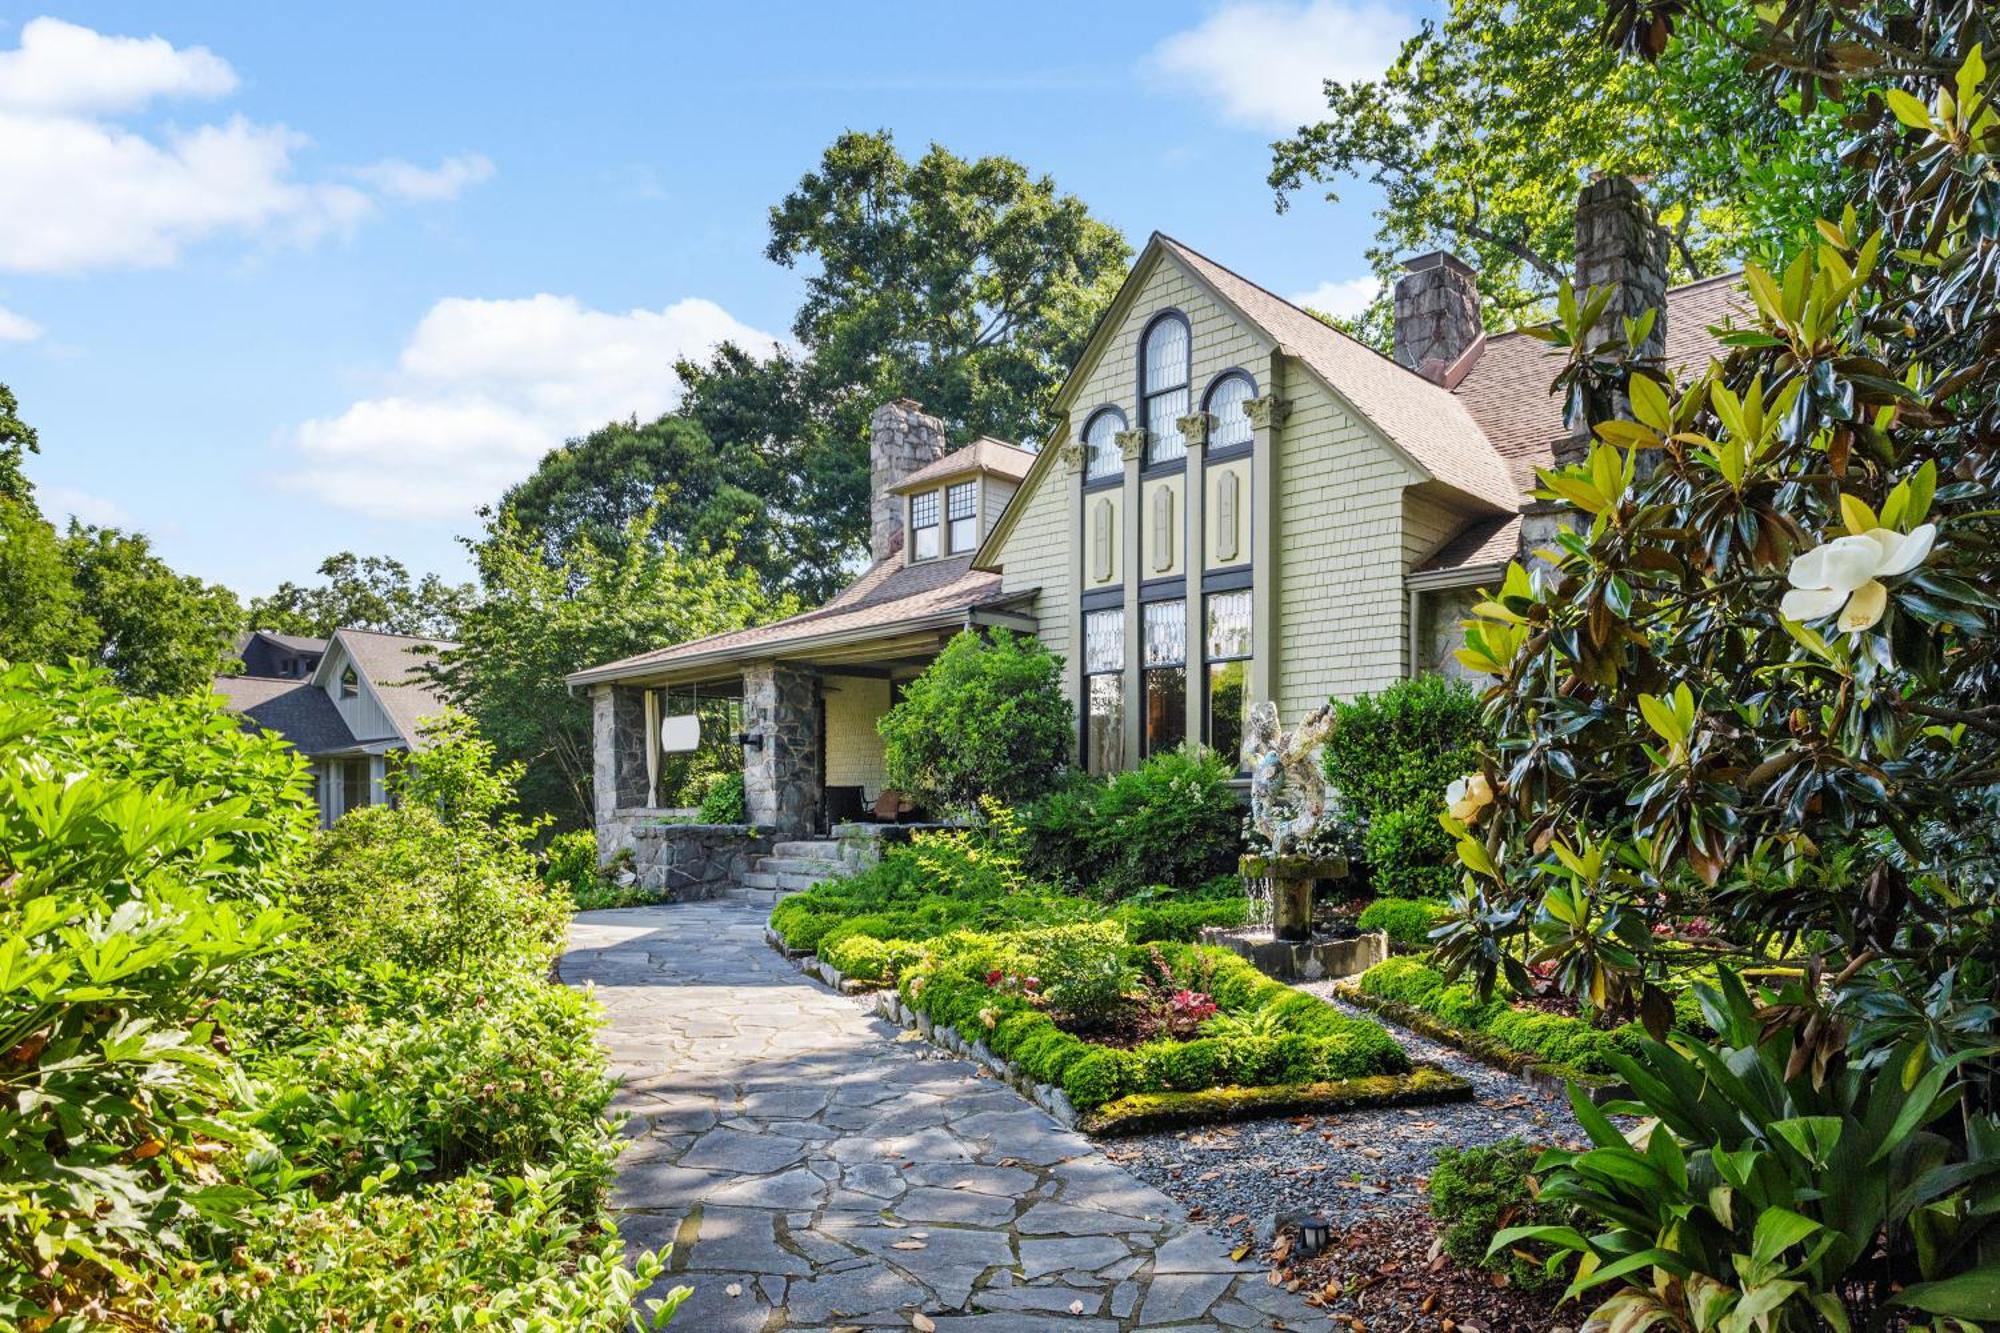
1628, 374, 1673, 434
1885, 88, 1935, 130
1839, 492, 1878, 535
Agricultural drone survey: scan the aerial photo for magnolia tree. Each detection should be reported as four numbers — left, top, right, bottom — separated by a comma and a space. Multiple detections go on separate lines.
1433, 2, 2000, 1324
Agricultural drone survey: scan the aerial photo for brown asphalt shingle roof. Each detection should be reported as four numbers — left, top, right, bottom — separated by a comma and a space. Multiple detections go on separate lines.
570, 554, 1009, 683
1452, 273, 1748, 489
893, 437, 1035, 493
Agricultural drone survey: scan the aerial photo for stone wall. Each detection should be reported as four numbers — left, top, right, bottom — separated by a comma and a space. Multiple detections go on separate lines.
742, 661, 822, 840
598, 815, 773, 902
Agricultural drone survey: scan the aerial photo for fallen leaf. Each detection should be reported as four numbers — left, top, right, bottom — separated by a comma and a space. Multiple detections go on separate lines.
1068, 1299, 1085, 1314
912, 1316, 936, 1333
1230, 1243, 1253, 1261
1223, 1213, 1247, 1227
891, 1240, 927, 1250
724, 1283, 742, 1297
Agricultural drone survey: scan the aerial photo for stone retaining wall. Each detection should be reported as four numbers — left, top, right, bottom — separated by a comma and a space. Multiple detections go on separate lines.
600, 815, 772, 902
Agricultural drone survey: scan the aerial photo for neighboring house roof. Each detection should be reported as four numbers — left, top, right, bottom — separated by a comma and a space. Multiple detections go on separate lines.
1155, 236, 1523, 511
240, 629, 330, 656
209, 674, 358, 755
892, 437, 1036, 494
1452, 273, 1747, 488
569, 554, 1028, 687
320, 628, 459, 748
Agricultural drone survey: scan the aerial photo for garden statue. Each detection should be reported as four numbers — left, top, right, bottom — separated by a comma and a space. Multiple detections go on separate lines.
1243, 700, 1336, 856
1241, 702, 1342, 942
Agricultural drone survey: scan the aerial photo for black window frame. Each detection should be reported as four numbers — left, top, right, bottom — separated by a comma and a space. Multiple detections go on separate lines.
1140, 594, 1188, 758
1138, 311, 1192, 474
1079, 605, 1126, 775
1202, 368, 1259, 459
1202, 587, 1253, 770
1081, 405, 1126, 490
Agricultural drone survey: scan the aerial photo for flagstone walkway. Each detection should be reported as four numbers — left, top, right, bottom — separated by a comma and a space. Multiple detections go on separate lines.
565, 901, 1322, 1330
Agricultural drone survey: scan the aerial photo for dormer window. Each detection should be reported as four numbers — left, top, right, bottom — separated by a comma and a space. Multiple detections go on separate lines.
946, 481, 977, 553
911, 490, 940, 560
340, 665, 359, 699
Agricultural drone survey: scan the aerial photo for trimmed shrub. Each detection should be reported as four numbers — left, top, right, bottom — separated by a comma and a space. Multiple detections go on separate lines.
1429, 1139, 1557, 1291
1356, 896, 1452, 949
1356, 958, 1641, 1076
697, 771, 747, 823
1022, 746, 1244, 899
1322, 675, 1487, 898
1022, 920, 1130, 1028
877, 628, 1071, 813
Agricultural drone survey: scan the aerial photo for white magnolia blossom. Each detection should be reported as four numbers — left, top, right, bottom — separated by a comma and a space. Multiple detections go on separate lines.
1781, 523, 1937, 632
1446, 773, 1494, 822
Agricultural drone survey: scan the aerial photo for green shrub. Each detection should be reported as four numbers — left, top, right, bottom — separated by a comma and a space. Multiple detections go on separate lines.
543, 827, 602, 901
1356, 959, 1639, 1076
1322, 675, 1486, 897
1022, 746, 1244, 899
697, 771, 747, 824
1356, 897, 1452, 948
152, 1166, 686, 1330
1429, 1139, 1555, 1291
1022, 920, 1131, 1027
1111, 895, 1250, 942
877, 629, 1072, 813
1061, 1049, 1127, 1109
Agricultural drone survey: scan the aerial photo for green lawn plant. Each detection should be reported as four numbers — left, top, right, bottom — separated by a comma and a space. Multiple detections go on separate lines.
877, 629, 1072, 815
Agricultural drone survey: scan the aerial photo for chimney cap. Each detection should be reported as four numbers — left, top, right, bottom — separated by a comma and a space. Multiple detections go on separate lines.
1400, 250, 1477, 279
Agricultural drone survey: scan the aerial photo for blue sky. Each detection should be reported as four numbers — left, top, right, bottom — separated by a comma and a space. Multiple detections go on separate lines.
0, 2, 1424, 598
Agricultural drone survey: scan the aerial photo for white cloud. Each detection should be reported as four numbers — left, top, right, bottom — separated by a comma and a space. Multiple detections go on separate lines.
0, 304, 42, 340
351, 152, 495, 202
285, 294, 784, 520
1145, 1, 1413, 131
0, 19, 490, 274
1291, 276, 1379, 319
40, 484, 131, 528
0, 16, 235, 113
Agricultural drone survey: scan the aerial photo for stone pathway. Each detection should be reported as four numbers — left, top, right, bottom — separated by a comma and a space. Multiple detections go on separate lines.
565, 901, 1322, 1330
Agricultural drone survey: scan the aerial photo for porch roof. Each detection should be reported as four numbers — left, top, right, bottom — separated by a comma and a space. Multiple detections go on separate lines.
566, 553, 1037, 689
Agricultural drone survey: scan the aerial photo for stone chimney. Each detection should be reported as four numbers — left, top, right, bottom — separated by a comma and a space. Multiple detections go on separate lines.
1392, 251, 1482, 384
1574, 175, 1669, 364
869, 398, 947, 563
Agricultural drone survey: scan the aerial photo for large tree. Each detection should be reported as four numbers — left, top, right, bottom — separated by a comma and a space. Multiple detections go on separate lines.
437, 513, 787, 828
1269, 0, 1847, 340
674, 131, 1131, 591
0, 380, 37, 506
247, 551, 472, 639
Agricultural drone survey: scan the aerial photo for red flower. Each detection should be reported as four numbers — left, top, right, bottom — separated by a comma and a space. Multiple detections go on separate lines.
985, 969, 1004, 986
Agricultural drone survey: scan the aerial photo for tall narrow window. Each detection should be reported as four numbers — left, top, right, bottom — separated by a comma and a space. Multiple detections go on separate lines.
1206, 372, 1256, 452
1142, 315, 1190, 466
910, 490, 940, 560
339, 665, 358, 699
341, 757, 369, 813
1083, 608, 1125, 774
946, 481, 978, 553
1084, 408, 1124, 482
1205, 590, 1252, 767
1142, 598, 1187, 756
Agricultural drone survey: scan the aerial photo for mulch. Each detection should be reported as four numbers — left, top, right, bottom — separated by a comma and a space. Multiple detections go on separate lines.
1230, 1210, 1577, 1333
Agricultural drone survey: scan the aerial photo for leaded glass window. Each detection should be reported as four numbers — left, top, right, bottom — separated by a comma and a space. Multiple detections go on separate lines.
1143, 598, 1186, 667
1207, 372, 1255, 452
1142, 597, 1187, 757
1084, 607, 1124, 674
1084, 409, 1123, 481
946, 481, 977, 552
910, 490, 940, 560
1205, 590, 1253, 766
1084, 608, 1125, 775
1142, 315, 1190, 467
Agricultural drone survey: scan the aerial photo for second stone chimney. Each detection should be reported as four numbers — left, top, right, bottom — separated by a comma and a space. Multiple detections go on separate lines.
1393, 251, 1482, 384
869, 398, 947, 564
1574, 175, 1669, 364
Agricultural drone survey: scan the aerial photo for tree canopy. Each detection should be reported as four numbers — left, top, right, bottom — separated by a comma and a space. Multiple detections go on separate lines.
1269, 0, 1847, 340
247, 551, 472, 640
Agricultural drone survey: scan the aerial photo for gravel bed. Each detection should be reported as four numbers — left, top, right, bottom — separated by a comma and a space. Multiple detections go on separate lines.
1103, 980, 1595, 1236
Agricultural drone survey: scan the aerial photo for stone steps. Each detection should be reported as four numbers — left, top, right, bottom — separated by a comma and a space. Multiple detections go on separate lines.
756, 855, 845, 878
771, 839, 845, 861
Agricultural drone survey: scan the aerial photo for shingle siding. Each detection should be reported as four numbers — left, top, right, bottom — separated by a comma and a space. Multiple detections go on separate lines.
823, 675, 890, 797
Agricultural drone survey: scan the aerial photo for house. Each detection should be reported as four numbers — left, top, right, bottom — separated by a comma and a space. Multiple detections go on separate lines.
570, 176, 1741, 845
212, 627, 457, 826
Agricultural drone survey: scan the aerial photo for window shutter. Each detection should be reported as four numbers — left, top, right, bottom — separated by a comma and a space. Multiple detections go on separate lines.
1152, 486, 1175, 572
1217, 471, 1240, 563
1092, 498, 1114, 583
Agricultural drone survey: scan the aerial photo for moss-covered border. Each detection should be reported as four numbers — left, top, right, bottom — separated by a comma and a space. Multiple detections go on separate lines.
1336, 983, 1624, 1099
1079, 1064, 1472, 1136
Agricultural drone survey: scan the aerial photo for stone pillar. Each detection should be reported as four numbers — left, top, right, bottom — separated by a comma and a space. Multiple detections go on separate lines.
610, 685, 651, 810
869, 399, 948, 564
1392, 251, 1481, 384
742, 662, 822, 839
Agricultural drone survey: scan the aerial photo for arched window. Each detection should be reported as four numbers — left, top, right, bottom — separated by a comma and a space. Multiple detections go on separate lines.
1140, 314, 1190, 466
1205, 371, 1256, 452
1083, 407, 1124, 482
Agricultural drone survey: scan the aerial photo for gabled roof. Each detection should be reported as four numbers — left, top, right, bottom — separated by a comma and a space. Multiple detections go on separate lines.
1154, 236, 1522, 510
241, 629, 329, 655
892, 437, 1035, 494
314, 628, 458, 748
568, 554, 1025, 687
210, 675, 358, 755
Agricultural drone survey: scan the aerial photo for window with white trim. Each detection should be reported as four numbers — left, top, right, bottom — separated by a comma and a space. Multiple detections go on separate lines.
910, 490, 940, 560
946, 481, 978, 553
